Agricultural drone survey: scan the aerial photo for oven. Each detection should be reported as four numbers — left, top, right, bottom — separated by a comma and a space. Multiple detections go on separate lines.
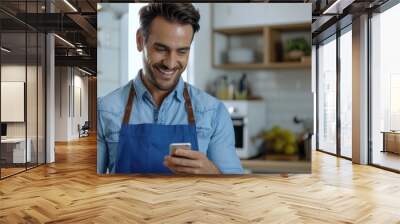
223, 100, 266, 159
232, 117, 245, 151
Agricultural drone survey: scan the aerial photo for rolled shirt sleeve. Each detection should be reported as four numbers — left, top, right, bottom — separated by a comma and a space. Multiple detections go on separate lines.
207, 102, 244, 174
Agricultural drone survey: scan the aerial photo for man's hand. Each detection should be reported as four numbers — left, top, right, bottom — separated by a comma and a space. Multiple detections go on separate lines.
163, 149, 221, 174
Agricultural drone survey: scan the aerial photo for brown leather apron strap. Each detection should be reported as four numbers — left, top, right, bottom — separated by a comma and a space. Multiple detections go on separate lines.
183, 82, 195, 125
123, 81, 194, 125
122, 83, 136, 124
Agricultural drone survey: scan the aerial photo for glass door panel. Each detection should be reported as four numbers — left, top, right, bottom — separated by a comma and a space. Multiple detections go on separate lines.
318, 36, 337, 154
339, 28, 352, 158
1, 31, 28, 177
370, 3, 400, 171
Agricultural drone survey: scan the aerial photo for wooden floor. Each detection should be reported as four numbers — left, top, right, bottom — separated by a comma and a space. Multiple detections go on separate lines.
1, 135, 400, 223
373, 151, 400, 171
1, 167, 26, 178
1, 163, 45, 178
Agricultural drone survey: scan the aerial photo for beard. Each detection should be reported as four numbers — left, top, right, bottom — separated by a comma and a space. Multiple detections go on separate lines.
143, 59, 184, 92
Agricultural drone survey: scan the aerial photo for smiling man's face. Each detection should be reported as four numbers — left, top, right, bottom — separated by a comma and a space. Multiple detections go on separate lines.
137, 16, 193, 91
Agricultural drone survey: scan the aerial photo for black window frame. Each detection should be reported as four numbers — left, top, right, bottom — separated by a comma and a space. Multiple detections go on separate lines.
315, 19, 353, 161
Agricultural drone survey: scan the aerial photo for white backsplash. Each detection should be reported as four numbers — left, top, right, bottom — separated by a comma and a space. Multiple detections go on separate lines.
212, 69, 313, 134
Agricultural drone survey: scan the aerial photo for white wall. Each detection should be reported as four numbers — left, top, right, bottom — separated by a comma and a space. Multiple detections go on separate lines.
97, 4, 125, 97
127, 3, 147, 81
72, 74, 89, 138
55, 67, 68, 141
192, 3, 218, 91
97, 3, 132, 97
55, 67, 89, 141
213, 3, 311, 29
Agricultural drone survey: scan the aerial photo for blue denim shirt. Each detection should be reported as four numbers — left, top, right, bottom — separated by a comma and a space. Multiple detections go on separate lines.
97, 72, 243, 174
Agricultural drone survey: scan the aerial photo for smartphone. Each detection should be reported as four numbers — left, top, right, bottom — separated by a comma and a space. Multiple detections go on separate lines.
169, 143, 191, 155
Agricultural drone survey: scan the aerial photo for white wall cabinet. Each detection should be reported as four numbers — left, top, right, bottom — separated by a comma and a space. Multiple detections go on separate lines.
212, 3, 311, 29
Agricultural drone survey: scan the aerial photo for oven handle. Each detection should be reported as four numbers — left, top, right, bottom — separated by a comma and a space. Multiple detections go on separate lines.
232, 118, 245, 126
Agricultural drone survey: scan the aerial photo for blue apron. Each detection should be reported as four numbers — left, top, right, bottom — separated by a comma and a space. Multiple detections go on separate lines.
115, 82, 199, 174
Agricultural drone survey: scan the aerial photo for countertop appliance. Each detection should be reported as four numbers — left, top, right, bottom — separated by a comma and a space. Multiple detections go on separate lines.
222, 100, 266, 159
1, 123, 7, 140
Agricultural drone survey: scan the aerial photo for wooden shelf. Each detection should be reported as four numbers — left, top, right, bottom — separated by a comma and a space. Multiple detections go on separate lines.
213, 26, 264, 35
214, 61, 311, 70
269, 23, 311, 30
267, 61, 311, 69
214, 63, 265, 70
212, 23, 311, 70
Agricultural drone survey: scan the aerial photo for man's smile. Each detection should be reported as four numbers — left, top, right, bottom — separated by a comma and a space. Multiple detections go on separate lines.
154, 65, 177, 79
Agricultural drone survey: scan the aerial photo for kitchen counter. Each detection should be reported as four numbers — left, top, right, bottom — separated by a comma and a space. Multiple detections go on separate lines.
241, 159, 311, 174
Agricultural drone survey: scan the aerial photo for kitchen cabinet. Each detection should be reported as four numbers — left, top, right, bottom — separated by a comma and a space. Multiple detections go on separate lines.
212, 4, 311, 29
212, 23, 311, 69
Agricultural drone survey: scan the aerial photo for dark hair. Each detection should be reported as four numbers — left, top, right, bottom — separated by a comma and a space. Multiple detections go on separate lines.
139, 3, 200, 41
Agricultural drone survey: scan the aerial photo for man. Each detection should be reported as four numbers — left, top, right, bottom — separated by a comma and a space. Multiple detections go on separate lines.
97, 3, 243, 174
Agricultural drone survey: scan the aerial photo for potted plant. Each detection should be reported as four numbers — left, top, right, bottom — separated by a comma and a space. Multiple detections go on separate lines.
284, 38, 311, 62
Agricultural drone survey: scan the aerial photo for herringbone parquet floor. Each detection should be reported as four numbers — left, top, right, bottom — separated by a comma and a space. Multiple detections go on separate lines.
1, 135, 400, 223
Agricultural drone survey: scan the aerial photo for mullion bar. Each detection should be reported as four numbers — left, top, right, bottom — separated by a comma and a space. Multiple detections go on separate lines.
316, 44, 320, 151
336, 27, 341, 157
367, 11, 373, 165
36, 0, 39, 168
25, 0, 28, 172
44, 0, 47, 165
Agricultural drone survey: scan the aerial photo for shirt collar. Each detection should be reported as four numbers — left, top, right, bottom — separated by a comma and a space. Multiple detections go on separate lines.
133, 69, 184, 103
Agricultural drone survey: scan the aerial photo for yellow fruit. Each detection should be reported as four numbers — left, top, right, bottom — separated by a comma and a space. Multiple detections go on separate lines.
284, 145, 296, 155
